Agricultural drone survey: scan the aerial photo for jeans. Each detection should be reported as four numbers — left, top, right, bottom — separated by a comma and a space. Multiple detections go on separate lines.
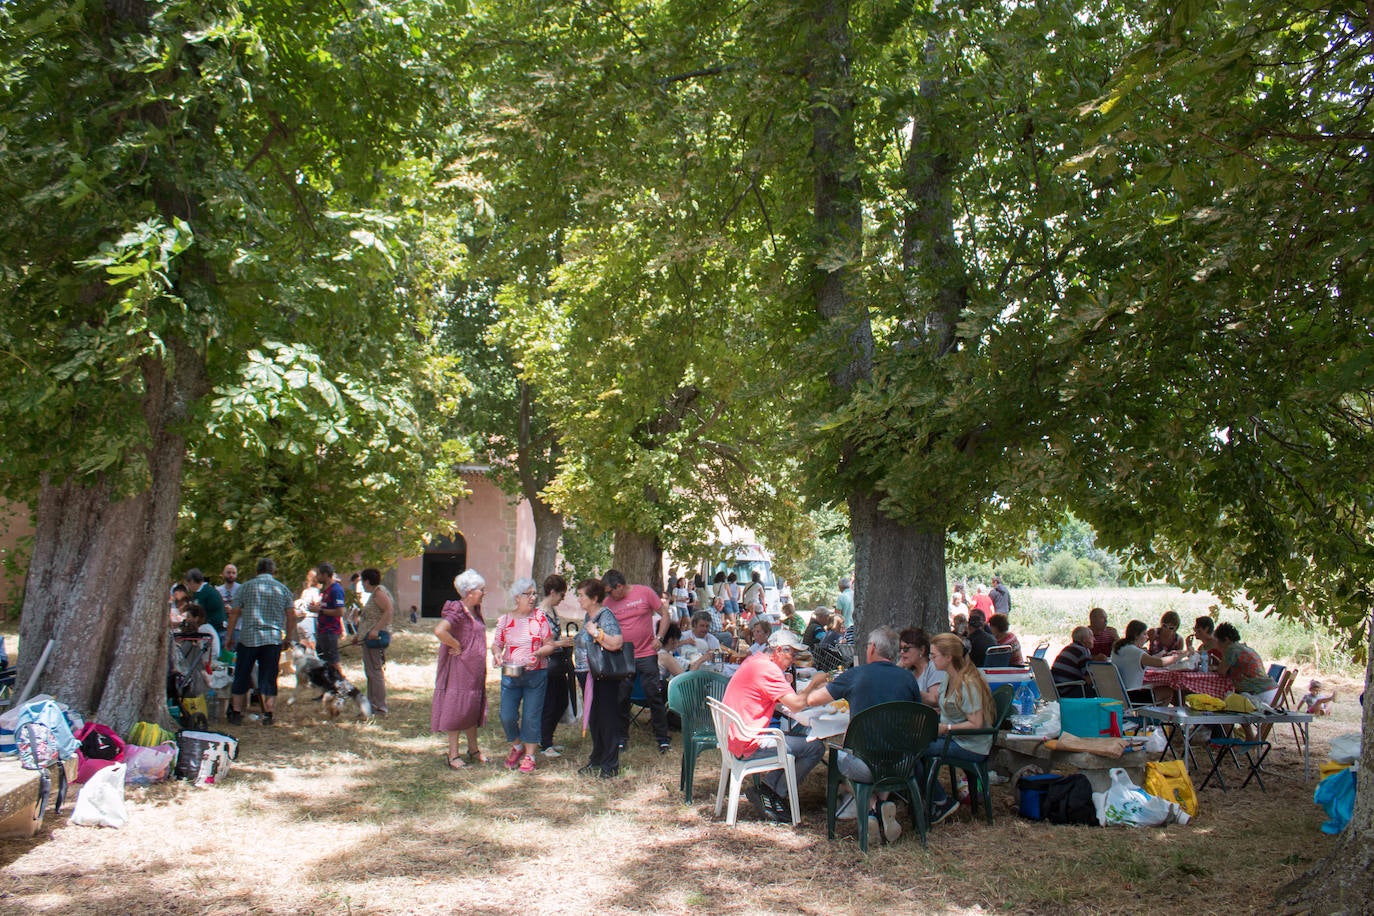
741, 734, 824, 800
618, 654, 669, 745
921, 737, 987, 804
500, 668, 548, 745
316, 630, 341, 667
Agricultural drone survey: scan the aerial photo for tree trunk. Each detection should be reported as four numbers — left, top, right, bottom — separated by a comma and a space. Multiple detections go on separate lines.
612, 528, 663, 593
17, 345, 203, 733
1281, 629, 1374, 914
849, 491, 947, 646
528, 497, 564, 585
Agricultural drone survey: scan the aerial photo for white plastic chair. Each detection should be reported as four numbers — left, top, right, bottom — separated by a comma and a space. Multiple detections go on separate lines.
705, 696, 800, 825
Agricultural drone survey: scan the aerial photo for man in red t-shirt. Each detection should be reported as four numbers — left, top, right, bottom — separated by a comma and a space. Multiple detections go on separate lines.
603, 569, 674, 752
721, 629, 828, 822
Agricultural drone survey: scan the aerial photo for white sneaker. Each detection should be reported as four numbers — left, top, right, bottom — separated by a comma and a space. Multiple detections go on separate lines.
541, 746, 563, 758
835, 794, 857, 820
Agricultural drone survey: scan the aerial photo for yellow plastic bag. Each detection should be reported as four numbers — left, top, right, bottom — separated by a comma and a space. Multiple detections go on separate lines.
127, 721, 177, 748
1144, 760, 1199, 818
1185, 693, 1225, 711
1222, 693, 1256, 713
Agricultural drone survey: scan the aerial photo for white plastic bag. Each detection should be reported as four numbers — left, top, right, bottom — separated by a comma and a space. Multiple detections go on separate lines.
1144, 726, 1168, 755
1329, 733, 1362, 765
70, 762, 129, 828
1097, 767, 1190, 827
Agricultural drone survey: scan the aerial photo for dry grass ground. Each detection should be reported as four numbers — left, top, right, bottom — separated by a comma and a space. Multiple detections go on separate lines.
0, 620, 1360, 916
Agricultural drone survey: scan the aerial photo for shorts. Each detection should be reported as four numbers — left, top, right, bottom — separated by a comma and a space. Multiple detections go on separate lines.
232, 643, 282, 697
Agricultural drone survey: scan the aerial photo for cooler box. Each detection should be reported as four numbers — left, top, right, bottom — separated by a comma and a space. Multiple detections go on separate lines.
1060, 698, 1123, 737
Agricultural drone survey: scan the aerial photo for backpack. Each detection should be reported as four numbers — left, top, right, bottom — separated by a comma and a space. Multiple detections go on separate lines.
16, 721, 69, 820
14, 699, 80, 760
1044, 773, 1098, 826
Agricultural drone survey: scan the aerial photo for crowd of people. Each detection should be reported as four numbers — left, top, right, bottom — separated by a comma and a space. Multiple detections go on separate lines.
168, 558, 394, 727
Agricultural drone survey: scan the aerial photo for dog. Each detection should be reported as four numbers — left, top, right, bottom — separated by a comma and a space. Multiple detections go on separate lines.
289, 645, 372, 720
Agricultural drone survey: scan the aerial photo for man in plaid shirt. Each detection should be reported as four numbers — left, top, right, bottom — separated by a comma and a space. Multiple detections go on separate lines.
225, 557, 296, 726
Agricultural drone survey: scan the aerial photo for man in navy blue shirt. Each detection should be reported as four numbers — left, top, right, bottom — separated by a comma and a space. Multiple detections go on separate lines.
803, 626, 920, 842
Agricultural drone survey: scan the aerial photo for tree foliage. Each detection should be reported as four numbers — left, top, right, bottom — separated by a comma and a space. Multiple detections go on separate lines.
0, 0, 472, 727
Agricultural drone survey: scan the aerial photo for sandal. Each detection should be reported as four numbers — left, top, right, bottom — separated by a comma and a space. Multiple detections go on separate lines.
447, 755, 467, 770
467, 749, 489, 765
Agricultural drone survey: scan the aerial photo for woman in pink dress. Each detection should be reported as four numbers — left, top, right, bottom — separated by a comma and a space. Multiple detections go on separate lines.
433, 568, 490, 768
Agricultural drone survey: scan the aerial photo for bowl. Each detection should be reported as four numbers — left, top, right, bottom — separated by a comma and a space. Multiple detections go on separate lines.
501, 664, 526, 677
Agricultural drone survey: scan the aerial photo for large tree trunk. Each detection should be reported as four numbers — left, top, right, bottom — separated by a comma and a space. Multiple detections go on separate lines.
528, 497, 564, 585
1282, 630, 1374, 914
849, 492, 947, 645
612, 528, 663, 593
806, 0, 948, 643
17, 345, 203, 733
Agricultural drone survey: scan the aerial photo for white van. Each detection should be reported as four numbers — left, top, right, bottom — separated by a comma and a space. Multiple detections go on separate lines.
701, 543, 785, 616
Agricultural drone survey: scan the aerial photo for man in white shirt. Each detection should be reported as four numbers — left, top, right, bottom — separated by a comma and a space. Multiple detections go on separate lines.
679, 612, 722, 660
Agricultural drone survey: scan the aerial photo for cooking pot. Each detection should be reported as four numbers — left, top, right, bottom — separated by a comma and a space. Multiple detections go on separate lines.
501, 664, 526, 677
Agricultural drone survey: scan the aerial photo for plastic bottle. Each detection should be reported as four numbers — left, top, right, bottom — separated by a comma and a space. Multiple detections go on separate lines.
1197, 651, 1209, 673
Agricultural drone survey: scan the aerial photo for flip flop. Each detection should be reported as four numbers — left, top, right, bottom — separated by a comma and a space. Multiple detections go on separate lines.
447, 755, 467, 769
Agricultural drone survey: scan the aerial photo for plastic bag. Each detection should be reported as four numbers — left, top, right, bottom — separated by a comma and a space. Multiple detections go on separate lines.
1314, 767, 1356, 835
124, 743, 178, 786
1096, 767, 1191, 827
1328, 733, 1362, 765
70, 763, 129, 828
1143, 760, 1199, 817
1143, 727, 1168, 755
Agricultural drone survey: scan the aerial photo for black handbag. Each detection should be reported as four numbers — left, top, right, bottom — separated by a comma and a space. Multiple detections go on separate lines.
588, 638, 636, 681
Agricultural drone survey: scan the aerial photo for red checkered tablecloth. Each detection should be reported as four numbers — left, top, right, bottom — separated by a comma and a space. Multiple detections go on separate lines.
1142, 668, 1232, 699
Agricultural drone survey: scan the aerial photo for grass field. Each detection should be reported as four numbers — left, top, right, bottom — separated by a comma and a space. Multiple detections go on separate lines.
0, 587, 1363, 915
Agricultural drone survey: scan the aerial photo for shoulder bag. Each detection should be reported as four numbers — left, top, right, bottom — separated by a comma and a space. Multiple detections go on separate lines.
586, 611, 635, 680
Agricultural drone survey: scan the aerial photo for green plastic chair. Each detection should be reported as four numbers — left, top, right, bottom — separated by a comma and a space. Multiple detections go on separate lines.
666, 669, 731, 803
826, 701, 940, 851
924, 684, 1016, 824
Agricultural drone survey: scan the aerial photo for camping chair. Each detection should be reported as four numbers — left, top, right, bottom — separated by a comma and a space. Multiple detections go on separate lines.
1029, 655, 1085, 702
627, 673, 651, 728
980, 645, 1014, 668
705, 696, 800, 826
1085, 661, 1149, 729
667, 670, 731, 803
924, 685, 1016, 825
1031, 641, 1050, 660
826, 701, 939, 851
1259, 669, 1303, 748
1200, 734, 1271, 792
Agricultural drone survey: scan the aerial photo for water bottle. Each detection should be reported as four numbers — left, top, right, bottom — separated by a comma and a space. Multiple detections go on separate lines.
1197, 651, 1209, 673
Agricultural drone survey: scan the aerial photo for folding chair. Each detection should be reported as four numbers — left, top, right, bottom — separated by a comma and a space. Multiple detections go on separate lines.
627, 673, 651, 728
1031, 641, 1050, 660
1086, 661, 1149, 729
705, 696, 800, 825
1200, 735, 1271, 791
1029, 655, 1084, 701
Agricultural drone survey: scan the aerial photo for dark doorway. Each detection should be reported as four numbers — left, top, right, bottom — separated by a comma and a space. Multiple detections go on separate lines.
421, 533, 467, 619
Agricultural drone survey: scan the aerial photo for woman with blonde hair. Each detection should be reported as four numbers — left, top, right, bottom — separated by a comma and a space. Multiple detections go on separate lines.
923, 632, 996, 825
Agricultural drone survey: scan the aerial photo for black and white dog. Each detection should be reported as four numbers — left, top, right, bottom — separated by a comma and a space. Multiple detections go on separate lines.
290, 646, 372, 720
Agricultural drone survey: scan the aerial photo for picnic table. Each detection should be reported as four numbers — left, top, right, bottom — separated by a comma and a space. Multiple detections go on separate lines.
1135, 704, 1314, 780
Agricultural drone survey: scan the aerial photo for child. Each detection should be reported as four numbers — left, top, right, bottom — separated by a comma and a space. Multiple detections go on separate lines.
1299, 679, 1336, 715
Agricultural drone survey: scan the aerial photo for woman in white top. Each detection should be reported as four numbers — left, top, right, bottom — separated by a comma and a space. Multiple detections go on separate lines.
1110, 619, 1178, 702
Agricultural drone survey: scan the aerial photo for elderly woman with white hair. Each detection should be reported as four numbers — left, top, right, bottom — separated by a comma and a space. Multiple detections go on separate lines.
491, 577, 555, 773
433, 568, 490, 769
